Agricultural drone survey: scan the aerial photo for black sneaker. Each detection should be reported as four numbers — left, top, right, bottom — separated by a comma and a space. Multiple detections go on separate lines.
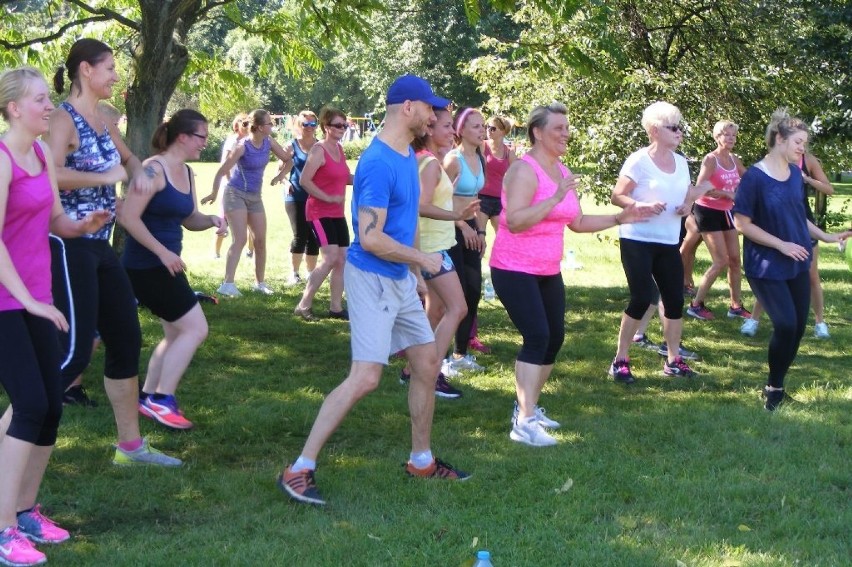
658, 342, 701, 361
608, 358, 635, 384
762, 387, 797, 411
631, 334, 659, 350
435, 373, 463, 399
663, 356, 696, 378
63, 385, 97, 407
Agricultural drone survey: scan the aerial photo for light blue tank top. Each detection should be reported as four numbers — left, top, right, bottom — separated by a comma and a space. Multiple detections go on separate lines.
451, 149, 485, 197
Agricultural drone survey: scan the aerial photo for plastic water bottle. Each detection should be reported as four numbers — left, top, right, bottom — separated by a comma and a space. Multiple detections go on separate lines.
473, 550, 494, 567
483, 277, 495, 301
562, 250, 583, 271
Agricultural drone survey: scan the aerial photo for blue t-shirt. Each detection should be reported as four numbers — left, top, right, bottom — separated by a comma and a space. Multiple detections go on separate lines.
732, 164, 811, 280
287, 139, 310, 202
123, 165, 195, 270
347, 137, 419, 279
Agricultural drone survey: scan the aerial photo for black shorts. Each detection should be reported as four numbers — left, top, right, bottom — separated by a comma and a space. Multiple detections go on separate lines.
126, 265, 198, 322
311, 217, 351, 247
693, 204, 734, 233
478, 194, 502, 218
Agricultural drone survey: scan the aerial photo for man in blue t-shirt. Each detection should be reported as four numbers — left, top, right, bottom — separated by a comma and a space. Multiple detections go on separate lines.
278, 75, 471, 506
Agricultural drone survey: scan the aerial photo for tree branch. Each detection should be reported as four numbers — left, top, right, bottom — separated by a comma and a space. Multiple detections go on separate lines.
0, 15, 111, 49
66, 0, 140, 31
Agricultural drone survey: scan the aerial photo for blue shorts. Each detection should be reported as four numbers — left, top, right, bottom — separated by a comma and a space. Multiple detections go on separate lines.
420, 250, 455, 281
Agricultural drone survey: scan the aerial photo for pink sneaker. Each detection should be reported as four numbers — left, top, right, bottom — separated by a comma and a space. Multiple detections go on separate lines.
468, 337, 491, 354
17, 505, 70, 544
140, 395, 194, 430
0, 526, 46, 566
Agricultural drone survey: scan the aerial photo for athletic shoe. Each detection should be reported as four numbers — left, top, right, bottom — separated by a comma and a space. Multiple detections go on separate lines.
435, 373, 463, 399
327, 309, 349, 320
686, 302, 714, 320
16, 505, 70, 544
512, 401, 561, 429
294, 305, 318, 322
216, 282, 242, 297
285, 274, 303, 286
509, 417, 558, 447
741, 318, 759, 337
439, 359, 461, 378
663, 356, 696, 377
194, 291, 219, 305
112, 437, 183, 467
683, 284, 696, 297
468, 337, 491, 354
62, 385, 97, 407
277, 465, 326, 505
447, 353, 485, 372
657, 343, 700, 361
252, 282, 275, 295
814, 322, 830, 339
140, 395, 194, 430
762, 386, 798, 411
246, 249, 254, 258
727, 305, 752, 319
631, 334, 659, 350
404, 458, 470, 480
608, 358, 635, 384
398, 368, 410, 385
0, 526, 45, 566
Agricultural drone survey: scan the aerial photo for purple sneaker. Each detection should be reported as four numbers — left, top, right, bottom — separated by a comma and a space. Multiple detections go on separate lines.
17, 505, 70, 544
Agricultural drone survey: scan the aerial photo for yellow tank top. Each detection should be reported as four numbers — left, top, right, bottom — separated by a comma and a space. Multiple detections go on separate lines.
418, 155, 456, 253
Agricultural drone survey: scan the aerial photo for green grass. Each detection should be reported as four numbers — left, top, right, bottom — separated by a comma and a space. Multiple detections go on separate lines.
4, 163, 851, 566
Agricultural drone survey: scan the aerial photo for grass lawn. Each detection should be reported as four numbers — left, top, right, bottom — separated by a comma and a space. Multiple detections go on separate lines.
4, 163, 850, 566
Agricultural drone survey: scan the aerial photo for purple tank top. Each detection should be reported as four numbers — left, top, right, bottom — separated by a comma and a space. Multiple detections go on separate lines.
226, 137, 271, 193
0, 141, 54, 311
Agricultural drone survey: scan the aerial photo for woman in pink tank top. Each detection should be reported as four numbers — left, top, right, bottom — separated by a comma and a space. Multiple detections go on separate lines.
684, 120, 750, 322
0, 67, 108, 565
294, 107, 353, 321
490, 103, 649, 448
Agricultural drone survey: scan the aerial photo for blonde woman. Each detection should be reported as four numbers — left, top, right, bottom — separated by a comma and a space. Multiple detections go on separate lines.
213, 112, 249, 259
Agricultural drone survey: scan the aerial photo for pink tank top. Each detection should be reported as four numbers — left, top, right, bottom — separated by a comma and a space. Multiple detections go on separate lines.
480, 143, 510, 198
696, 154, 739, 211
306, 143, 349, 221
490, 154, 581, 275
0, 141, 54, 311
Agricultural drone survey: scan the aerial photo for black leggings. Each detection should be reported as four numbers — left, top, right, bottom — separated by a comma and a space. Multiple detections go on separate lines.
0, 311, 63, 446
748, 271, 810, 388
619, 238, 684, 320
288, 200, 319, 256
491, 267, 565, 365
449, 221, 481, 355
50, 236, 141, 387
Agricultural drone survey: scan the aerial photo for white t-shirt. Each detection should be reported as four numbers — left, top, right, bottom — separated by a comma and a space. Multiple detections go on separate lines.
617, 148, 691, 245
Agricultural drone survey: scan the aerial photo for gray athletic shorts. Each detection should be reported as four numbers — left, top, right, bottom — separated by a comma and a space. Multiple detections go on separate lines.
345, 261, 434, 364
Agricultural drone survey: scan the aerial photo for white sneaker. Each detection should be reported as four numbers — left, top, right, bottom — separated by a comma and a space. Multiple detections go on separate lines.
286, 274, 303, 286
216, 282, 242, 297
448, 353, 485, 372
440, 359, 461, 378
509, 417, 558, 447
814, 322, 830, 339
740, 318, 759, 337
252, 282, 275, 295
512, 401, 561, 429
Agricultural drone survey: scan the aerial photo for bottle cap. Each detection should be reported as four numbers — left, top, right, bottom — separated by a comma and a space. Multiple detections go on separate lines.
476, 550, 491, 559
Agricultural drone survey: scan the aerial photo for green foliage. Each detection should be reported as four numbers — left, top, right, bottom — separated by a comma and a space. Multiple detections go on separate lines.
342, 136, 372, 160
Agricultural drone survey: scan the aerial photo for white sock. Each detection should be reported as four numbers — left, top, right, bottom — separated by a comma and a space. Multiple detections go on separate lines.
409, 450, 433, 469
291, 456, 316, 473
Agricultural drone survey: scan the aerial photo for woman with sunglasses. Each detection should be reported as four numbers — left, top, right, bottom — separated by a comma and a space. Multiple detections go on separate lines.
293, 107, 352, 320
120, 109, 226, 430
202, 109, 292, 297
609, 102, 710, 384
273, 110, 320, 285
478, 116, 516, 236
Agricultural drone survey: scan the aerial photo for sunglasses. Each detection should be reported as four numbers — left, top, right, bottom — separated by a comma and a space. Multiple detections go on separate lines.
327, 122, 347, 130
302, 121, 317, 128
662, 124, 682, 132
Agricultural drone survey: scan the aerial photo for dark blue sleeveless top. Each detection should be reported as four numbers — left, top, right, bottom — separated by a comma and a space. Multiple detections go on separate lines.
288, 139, 309, 202
122, 163, 195, 270
59, 101, 120, 240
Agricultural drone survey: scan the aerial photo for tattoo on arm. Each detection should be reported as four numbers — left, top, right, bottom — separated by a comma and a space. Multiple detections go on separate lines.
144, 165, 156, 179
359, 206, 378, 236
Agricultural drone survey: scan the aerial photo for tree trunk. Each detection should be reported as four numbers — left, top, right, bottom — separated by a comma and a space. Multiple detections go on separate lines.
113, 0, 193, 254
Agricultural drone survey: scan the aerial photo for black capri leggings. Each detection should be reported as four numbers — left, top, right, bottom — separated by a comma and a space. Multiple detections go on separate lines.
748, 271, 810, 389
287, 200, 319, 256
0, 311, 63, 446
50, 236, 141, 387
491, 267, 565, 365
449, 220, 482, 356
619, 238, 684, 320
